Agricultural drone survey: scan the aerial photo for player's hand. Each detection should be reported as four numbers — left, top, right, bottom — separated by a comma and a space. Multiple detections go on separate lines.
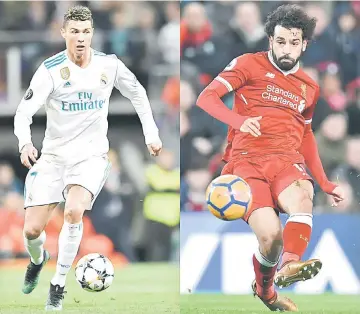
328, 185, 345, 207
147, 140, 162, 157
240, 116, 262, 137
20, 143, 38, 169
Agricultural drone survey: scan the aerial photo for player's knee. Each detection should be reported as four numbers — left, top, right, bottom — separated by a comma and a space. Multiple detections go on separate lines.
299, 197, 313, 213
64, 207, 84, 224
293, 187, 314, 214
23, 226, 43, 240
258, 229, 283, 255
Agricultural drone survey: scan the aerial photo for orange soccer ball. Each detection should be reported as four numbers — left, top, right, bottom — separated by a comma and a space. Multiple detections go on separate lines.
206, 175, 252, 221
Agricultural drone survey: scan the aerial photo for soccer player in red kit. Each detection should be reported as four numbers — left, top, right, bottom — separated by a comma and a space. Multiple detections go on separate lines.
197, 4, 345, 312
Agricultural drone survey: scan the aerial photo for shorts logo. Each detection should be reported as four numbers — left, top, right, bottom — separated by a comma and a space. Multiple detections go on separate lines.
60, 67, 70, 80
24, 89, 33, 100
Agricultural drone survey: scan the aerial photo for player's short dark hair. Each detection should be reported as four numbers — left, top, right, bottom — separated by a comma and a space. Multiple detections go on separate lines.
63, 5, 93, 28
264, 4, 317, 41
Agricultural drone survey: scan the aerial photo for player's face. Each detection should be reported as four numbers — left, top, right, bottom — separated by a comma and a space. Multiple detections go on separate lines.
61, 20, 93, 57
270, 25, 307, 71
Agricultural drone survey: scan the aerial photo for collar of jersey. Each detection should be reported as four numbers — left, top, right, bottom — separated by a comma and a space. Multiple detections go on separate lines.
267, 50, 299, 76
65, 49, 94, 69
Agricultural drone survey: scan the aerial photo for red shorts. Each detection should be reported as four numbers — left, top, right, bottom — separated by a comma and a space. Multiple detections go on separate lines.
221, 154, 313, 222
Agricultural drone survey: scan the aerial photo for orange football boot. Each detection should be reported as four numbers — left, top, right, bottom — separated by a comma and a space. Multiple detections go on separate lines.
251, 280, 298, 312
275, 259, 322, 289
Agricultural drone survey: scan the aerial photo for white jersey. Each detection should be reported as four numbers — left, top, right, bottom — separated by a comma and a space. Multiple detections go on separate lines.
14, 49, 160, 164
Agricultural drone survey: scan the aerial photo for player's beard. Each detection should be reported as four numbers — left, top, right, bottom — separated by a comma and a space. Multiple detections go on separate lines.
272, 48, 301, 71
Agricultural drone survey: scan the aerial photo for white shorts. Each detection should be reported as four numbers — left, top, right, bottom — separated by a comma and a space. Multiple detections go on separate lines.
24, 154, 111, 209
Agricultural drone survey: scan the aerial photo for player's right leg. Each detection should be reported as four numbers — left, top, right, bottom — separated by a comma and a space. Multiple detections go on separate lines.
22, 203, 58, 294
22, 155, 65, 294
248, 207, 297, 311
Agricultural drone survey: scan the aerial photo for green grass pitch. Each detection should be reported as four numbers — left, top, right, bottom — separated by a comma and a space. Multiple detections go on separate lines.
181, 293, 360, 313
0, 263, 179, 314
1, 262, 359, 313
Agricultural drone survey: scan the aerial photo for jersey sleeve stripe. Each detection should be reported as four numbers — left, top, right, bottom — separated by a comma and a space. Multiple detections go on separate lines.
305, 119, 312, 124
45, 56, 66, 69
93, 49, 106, 56
44, 53, 66, 67
215, 76, 233, 92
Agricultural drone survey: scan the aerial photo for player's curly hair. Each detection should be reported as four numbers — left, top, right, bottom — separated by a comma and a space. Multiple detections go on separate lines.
63, 5, 93, 28
264, 4, 317, 41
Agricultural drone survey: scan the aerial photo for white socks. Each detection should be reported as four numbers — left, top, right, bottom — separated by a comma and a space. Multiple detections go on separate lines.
24, 231, 46, 265
51, 221, 83, 287
255, 247, 279, 267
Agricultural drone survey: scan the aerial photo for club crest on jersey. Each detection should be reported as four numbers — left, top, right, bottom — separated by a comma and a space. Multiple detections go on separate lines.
100, 73, 108, 86
60, 67, 70, 80
300, 84, 307, 98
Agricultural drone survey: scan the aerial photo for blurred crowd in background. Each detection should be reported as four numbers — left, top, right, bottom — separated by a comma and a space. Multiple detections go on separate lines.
180, 1, 360, 214
0, 1, 180, 263
0, 0, 180, 97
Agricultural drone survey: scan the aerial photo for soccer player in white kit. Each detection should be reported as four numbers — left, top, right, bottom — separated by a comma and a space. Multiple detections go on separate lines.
13, 6, 162, 311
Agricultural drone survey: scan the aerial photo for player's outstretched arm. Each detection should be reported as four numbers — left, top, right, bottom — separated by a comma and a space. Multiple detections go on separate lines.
14, 63, 53, 167
300, 125, 344, 205
114, 59, 162, 156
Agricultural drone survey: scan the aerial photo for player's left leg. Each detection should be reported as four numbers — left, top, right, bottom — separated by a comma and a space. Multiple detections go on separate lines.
225, 160, 297, 310
46, 156, 110, 311
45, 185, 91, 311
274, 175, 322, 288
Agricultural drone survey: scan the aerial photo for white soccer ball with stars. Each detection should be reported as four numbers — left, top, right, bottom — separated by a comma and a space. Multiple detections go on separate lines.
75, 253, 114, 292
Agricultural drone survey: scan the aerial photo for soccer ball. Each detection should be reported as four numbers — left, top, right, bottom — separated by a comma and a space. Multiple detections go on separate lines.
75, 253, 114, 292
206, 174, 252, 221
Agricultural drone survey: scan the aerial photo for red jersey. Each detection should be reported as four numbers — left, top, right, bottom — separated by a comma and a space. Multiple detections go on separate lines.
214, 51, 319, 161
197, 51, 335, 194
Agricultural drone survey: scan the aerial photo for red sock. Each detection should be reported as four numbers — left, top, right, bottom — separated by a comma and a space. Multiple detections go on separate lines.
281, 214, 312, 268
253, 252, 278, 301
